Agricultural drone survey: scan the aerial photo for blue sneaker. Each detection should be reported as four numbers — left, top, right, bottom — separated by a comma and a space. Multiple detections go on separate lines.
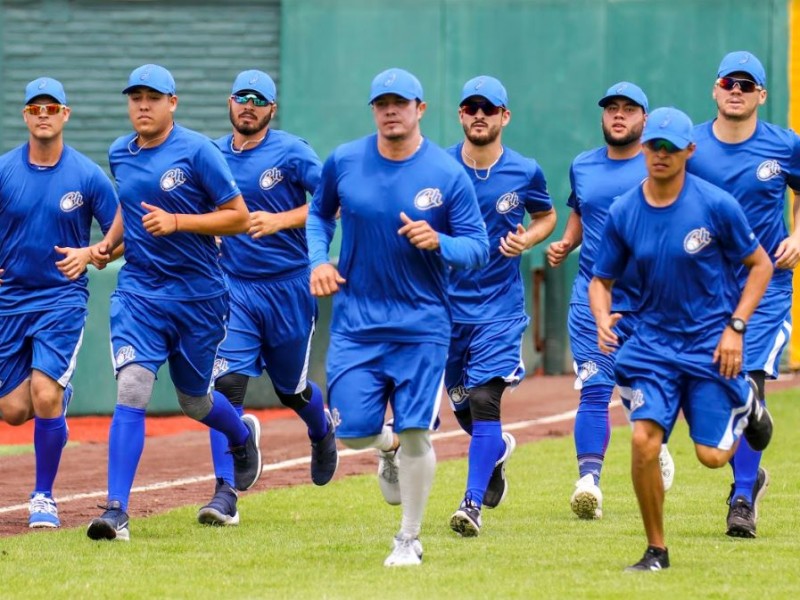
28, 492, 60, 528
310, 410, 339, 486
198, 478, 239, 526
231, 414, 262, 491
62, 383, 73, 447
87, 501, 130, 541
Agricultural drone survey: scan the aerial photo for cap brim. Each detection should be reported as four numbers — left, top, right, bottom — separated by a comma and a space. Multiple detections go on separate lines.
460, 93, 506, 107
369, 90, 418, 104
122, 84, 172, 95
642, 132, 692, 150
598, 94, 645, 109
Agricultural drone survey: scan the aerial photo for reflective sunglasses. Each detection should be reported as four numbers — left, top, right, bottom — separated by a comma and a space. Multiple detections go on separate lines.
24, 104, 65, 116
644, 139, 682, 154
460, 100, 503, 117
716, 77, 762, 93
230, 93, 271, 107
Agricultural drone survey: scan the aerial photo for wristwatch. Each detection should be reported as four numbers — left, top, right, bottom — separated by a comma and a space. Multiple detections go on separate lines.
728, 317, 747, 334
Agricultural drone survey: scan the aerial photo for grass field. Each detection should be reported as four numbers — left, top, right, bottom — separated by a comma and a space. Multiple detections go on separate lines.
1, 389, 798, 599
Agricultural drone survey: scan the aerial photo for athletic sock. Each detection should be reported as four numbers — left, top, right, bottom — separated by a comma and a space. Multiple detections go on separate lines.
33, 415, 67, 494
398, 441, 436, 538
107, 405, 146, 511
209, 404, 243, 487
731, 437, 761, 503
465, 419, 503, 506
295, 381, 328, 442
201, 390, 250, 447
575, 385, 612, 485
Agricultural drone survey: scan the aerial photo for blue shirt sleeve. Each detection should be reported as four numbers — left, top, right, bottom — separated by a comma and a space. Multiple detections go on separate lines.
88, 163, 119, 234
438, 169, 490, 269
524, 163, 553, 214
195, 141, 241, 206
787, 129, 800, 191
593, 209, 629, 280
715, 194, 760, 263
290, 138, 323, 195
566, 164, 581, 215
307, 153, 340, 269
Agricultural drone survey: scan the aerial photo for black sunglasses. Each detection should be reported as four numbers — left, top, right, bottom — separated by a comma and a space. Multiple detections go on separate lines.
460, 100, 503, 117
716, 77, 762, 93
644, 139, 682, 154
231, 93, 271, 107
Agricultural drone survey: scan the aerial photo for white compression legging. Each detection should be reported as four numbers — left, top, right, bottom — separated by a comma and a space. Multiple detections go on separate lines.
116, 364, 213, 420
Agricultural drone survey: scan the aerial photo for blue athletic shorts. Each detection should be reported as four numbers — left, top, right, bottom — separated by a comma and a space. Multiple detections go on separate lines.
745, 285, 792, 378
326, 336, 445, 438
445, 315, 528, 406
614, 324, 750, 449
213, 272, 317, 394
110, 290, 228, 397
0, 308, 86, 396
568, 303, 638, 391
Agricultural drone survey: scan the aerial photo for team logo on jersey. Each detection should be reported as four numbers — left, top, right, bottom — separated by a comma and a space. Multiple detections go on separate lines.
756, 159, 781, 181
212, 358, 230, 380
448, 385, 468, 405
160, 168, 187, 192
60, 191, 84, 212
413, 188, 443, 210
496, 192, 520, 214
115, 346, 136, 368
259, 167, 283, 190
683, 227, 712, 254
577, 361, 598, 383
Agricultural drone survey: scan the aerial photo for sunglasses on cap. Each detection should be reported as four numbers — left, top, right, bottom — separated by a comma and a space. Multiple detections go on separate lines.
716, 77, 762, 93
644, 139, 683, 154
230, 93, 271, 107
460, 100, 503, 117
24, 104, 65, 116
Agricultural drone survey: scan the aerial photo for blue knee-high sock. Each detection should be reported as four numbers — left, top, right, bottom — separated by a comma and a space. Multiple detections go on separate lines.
731, 437, 762, 503
574, 385, 613, 485
33, 415, 67, 494
465, 419, 504, 506
200, 391, 250, 447
209, 403, 243, 487
294, 381, 328, 442
107, 405, 146, 511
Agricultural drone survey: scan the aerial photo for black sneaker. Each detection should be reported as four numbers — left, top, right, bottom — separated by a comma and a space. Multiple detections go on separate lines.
87, 501, 130, 542
742, 381, 773, 452
483, 432, 516, 509
625, 546, 670, 572
449, 498, 482, 537
230, 414, 262, 491
198, 478, 240, 526
726, 467, 769, 538
310, 410, 339, 486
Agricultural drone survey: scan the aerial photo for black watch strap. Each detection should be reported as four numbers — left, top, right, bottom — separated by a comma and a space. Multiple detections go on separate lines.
728, 317, 746, 334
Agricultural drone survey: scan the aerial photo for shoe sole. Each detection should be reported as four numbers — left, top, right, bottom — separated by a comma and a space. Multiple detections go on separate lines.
449, 511, 480, 537
29, 520, 60, 529
198, 508, 240, 526
571, 490, 602, 520
87, 519, 130, 542
484, 432, 517, 509
236, 415, 263, 491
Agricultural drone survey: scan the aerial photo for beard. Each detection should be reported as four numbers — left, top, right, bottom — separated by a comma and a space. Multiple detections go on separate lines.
230, 107, 272, 136
602, 121, 643, 147
463, 121, 502, 146
718, 102, 758, 122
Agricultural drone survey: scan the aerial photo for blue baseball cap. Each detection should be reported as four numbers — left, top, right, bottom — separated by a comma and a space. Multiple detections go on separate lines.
123, 64, 176, 95
231, 69, 276, 103
369, 68, 424, 104
598, 81, 648, 113
25, 77, 67, 105
717, 51, 766, 87
460, 75, 508, 107
641, 106, 694, 150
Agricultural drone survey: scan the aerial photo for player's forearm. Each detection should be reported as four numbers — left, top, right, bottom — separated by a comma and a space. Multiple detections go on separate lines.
439, 230, 490, 269
102, 209, 125, 250
561, 211, 584, 251
525, 209, 557, 248
177, 196, 249, 236
734, 246, 774, 322
588, 277, 613, 321
306, 211, 336, 269
278, 204, 310, 230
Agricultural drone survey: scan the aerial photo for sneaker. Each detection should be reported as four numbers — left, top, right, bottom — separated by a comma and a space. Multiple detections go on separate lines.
742, 381, 773, 452
726, 467, 770, 538
310, 410, 339, 486
197, 478, 239, 526
87, 501, 130, 541
384, 534, 423, 567
63, 383, 73, 448
625, 546, 670, 572
450, 498, 482, 537
659, 444, 675, 492
483, 432, 516, 509
231, 414, 262, 492
377, 421, 401, 505
570, 474, 603, 520
28, 492, 60, 528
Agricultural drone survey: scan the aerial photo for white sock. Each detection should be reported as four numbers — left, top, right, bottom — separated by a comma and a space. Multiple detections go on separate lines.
397, 431, 436, 538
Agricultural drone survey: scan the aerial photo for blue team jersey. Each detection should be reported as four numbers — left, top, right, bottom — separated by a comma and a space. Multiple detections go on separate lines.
109, 124, 241, 300
688, 120, 800, 291
594, 174, 758, 336
445, 143, 552, 324
0, 144, 118, 314
307, 134, 489, 345
215, 129, 321, 279
567, 147, 647, 311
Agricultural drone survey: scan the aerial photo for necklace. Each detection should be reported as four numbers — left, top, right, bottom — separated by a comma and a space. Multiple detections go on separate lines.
230, 134, 266, 155
462, 146, 504, 181
128, 124, 174, 156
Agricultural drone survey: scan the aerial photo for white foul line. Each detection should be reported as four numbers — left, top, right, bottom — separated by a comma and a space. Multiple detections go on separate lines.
0, 400, 614, 515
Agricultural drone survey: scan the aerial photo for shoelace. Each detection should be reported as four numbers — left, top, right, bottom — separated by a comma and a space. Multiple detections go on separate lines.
30, 495, 57, 515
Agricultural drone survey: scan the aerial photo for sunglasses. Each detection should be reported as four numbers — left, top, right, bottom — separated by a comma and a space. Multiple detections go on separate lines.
24, 104, 65, 116
716, 77, 762, 93
644, 139, 683, 154
460, 100, 503, 117
230, 93, 271, 107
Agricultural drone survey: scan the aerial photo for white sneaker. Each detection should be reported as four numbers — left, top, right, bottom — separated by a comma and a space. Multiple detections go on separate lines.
570, 474, 603, 520
384, 535, 423, 567
659, 444, 675, 492
377, 444, 401, 506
